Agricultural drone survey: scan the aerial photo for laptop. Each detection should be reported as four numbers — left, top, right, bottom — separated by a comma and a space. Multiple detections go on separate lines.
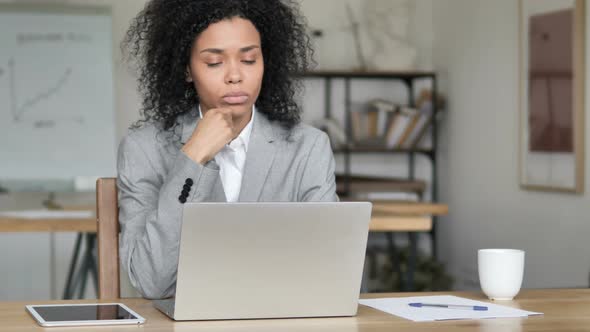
154, 202, 372, 321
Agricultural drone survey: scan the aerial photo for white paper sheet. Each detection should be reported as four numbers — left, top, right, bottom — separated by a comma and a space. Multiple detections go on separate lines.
359, 295, 543, 322
0, 209, 93, 219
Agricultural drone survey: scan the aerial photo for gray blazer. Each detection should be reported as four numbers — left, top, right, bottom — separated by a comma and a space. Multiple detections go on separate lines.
117, 109, 338, 299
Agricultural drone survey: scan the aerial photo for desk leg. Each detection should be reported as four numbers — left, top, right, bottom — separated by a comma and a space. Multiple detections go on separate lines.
407, 232, 418, 291
62, 233, 98, 299
50, 232, 56, 300
62, 233, 82, 299
80, 233, 98, 298
386, 233, 404, 291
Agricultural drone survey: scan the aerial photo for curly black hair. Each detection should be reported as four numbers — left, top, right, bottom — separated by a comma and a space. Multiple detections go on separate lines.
123, 0, 313, 131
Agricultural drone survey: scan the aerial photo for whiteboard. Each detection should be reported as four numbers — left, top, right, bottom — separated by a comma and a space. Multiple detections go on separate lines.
0, 5, 116, 183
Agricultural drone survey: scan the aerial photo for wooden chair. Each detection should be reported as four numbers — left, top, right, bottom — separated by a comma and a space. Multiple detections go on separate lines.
96, 178, 120, 299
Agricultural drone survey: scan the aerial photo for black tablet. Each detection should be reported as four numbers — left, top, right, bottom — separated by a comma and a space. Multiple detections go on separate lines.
26, 303, 146, 327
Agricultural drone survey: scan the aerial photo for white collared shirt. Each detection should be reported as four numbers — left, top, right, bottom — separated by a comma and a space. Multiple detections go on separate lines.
199, 106, 255, 202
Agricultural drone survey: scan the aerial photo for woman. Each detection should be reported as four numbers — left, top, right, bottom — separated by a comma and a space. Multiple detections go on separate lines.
118, 0, 337, 299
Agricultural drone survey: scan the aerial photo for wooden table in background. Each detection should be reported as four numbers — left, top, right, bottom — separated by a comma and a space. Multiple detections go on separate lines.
366, 202, 448, 292
2, 289, 587, 332
369, 202, 448, 232
0, 202, 449, 233
0, 193, 96, 233
0, 195, 97, 300
0, 215, 96, 233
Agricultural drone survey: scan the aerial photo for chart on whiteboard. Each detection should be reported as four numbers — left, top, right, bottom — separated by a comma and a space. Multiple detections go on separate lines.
0, 8, 117, 179
7, 57, 79, 126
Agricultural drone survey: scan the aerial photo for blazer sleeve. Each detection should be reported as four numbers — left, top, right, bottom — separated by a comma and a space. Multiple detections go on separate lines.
117, 133, 221, 299
298, 131, 339, 202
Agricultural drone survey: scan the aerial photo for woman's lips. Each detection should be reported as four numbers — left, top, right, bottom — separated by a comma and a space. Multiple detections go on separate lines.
223, 92, 249, 104
222, 95, 249, 104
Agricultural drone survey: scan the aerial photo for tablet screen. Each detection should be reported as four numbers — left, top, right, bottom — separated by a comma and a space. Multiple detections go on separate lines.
33, 304, 138, 322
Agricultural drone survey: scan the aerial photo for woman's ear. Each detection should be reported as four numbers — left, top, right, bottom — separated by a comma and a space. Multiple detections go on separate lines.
185, 66, 193, 83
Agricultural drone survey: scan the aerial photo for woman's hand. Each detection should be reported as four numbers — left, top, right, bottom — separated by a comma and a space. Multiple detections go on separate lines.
182, 108, 237, 165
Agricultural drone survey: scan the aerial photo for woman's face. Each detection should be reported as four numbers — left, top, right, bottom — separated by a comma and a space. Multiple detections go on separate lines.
188, 17, 264, 121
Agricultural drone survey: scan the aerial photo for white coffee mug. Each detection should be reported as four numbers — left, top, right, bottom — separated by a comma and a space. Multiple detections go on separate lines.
478, 249, 525, 300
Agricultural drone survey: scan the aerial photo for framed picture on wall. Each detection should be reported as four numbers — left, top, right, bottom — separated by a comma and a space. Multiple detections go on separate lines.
519, 0, 585, 193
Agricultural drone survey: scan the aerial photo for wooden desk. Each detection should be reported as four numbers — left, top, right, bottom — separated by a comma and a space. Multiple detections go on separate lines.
2, 289, 587, 331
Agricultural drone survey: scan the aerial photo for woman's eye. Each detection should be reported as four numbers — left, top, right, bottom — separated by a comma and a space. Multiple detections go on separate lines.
242, 60, 256, 65
207, 62, 222, 67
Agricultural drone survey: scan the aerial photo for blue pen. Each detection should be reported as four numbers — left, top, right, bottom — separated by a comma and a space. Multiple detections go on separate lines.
409, 303, 488, 311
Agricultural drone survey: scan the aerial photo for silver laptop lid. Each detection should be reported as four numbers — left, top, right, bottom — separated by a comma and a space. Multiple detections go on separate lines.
173, 202, 371, 320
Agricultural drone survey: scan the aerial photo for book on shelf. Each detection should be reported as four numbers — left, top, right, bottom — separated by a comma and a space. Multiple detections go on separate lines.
340, 89, 445, 150
406, 88, 446, 149
369, 99, 397, 138
369, 98, 397, 113
407, 101, 447, 149
366, 110, 377, 138
335, 175, 426, 202
377, 106, 389, 137
350, 110, 366, 141
350, 99, 397, 144
401, 100, 433, 149
349, 191, 420, 202
384, 106, 419, 149
400, 108, 422, 145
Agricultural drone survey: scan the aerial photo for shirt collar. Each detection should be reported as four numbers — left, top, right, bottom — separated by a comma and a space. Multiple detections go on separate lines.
198, 105, 256, 152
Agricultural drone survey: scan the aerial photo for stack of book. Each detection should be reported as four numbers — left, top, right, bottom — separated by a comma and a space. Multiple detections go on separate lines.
336, 175, 424, 202
349, 89, 442, 149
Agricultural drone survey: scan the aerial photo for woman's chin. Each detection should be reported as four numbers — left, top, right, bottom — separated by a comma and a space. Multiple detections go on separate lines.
229, 104, 254, 118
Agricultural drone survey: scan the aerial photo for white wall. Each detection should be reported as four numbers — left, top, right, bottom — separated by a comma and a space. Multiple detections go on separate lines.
299, 0, 433, 71
433, 0, 590, 289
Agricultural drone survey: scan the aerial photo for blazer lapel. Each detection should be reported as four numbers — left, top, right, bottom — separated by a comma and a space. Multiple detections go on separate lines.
238, 113, 278, 202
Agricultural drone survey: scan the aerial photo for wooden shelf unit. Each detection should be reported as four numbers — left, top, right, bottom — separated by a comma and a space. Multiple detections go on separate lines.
299, 71, 443, 289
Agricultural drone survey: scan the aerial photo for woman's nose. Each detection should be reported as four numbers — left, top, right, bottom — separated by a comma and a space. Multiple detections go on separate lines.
226, 63, 243, 84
